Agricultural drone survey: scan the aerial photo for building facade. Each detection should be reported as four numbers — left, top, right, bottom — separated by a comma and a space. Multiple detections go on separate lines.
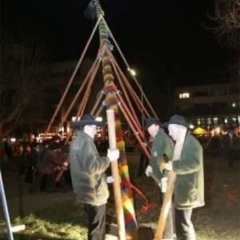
174, 80, 240, 130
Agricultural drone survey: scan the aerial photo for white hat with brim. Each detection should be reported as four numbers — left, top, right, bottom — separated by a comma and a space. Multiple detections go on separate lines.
162, 114, 188, 128
71, 114, 103, 128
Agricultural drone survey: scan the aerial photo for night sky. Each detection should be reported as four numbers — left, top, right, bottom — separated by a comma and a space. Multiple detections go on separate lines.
2, 0, 228, 87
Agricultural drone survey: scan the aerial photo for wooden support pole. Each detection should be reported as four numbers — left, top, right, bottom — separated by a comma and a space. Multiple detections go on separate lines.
107, 109, 126, 240
154, 171, 176, 240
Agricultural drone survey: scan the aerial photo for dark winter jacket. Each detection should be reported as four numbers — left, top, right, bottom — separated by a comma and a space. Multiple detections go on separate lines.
37, 149, 65, 174
172, 132, 205, 210
150, 128, 174, 180
69, 131, 111, 206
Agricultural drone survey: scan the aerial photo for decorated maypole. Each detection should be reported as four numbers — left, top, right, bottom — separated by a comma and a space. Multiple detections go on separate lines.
92, 0, 138, 238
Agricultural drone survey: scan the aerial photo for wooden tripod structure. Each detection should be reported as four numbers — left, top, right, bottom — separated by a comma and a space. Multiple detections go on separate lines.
45, 1, 160, 239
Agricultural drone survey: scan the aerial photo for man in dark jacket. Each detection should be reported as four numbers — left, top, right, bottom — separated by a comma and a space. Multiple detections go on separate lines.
162, 115, 205, 240
144, 117, 175, 240
69, 114, 119, 240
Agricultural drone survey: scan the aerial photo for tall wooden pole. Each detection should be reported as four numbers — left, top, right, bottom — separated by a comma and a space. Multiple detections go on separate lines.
107, 109, 126, 240
93, 1, 138, 238
154, 171, 176, 240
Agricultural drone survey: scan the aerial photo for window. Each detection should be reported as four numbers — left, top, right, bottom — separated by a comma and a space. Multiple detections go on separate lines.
211, 86, 226, 95
213, 117, 218, 125
201, 118, 206, 125
194, 91, 208, 97
179, 92, 190, 98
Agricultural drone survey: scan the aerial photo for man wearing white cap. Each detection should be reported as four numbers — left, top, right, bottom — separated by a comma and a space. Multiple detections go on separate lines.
144, 117, 175, 240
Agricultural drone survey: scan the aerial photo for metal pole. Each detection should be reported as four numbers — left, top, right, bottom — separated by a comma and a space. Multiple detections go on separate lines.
0, 170, 14, 240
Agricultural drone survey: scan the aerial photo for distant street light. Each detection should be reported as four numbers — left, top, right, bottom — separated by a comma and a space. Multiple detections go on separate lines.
127, 68, 136, 76
127, 67, 144, 128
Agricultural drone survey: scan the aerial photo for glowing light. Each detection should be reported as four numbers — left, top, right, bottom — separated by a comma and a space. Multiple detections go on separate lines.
72, 116, 77, 121
95, 116, 103, 122
59, 126, 64, 132
215, 127, 221, 134
10, 138, 16, 143
179, 92, 190, 98
127, 68, 136, 76
189, 124, 194, 129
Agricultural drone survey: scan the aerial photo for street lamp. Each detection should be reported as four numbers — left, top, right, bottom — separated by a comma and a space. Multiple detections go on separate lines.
127, 68, 136, 76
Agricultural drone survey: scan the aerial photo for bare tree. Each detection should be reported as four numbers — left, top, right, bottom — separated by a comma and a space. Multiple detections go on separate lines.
206, 0, 240, 81
0, 30, 49, 138
210, 0, 240, 48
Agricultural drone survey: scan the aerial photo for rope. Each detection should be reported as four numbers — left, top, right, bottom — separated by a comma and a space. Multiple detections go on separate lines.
102, 16, 158, 119
45, 16, 102, 134
109, 49, 151, 122
90, 90, 104, 115
94, 103, 104, 117
116, 92, 150, 159
123, 179, 157, 214
58, 54, 101, 129
107, 49, 142, 127
75, 56, 101, 118
77, 90, 90, 117
114, 89, 143, 139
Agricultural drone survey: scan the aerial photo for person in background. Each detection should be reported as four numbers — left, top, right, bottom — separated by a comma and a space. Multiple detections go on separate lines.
162, 114, 205, 240
69, 114, 119, 240
3, 140, 13, 161
144, 117, 175, 240
222, 126, 239, 167
20, 144, 37, 184
0, 143, 8, 170
37, 140, 68, 192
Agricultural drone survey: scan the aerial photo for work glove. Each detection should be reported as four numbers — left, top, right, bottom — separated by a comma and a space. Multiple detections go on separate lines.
160, 177, 168, 193
107, 149, 120, 162
165, 161, 173, 171
106, 175, 121, 184
145, 165, 153, 177
106, 176, 114, 183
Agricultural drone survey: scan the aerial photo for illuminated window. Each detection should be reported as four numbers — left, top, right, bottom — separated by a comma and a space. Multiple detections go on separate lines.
201, 118, 206, 124
213, 117, 218, 125
207, 118, 211, 124
231, 117, 237, 123
179, 92, 190, 99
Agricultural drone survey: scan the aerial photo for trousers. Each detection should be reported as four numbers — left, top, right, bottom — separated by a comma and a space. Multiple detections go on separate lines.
175, 208, 196, 240
162, 203, 175, 239
84, 203, 106, 240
